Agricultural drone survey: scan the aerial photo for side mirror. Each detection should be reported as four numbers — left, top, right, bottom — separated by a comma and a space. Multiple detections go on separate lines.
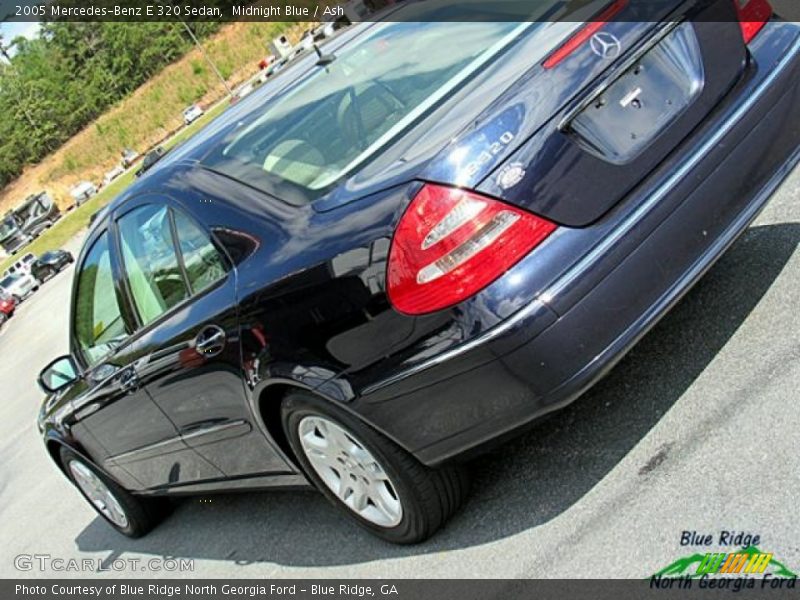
38, 355, 79, 394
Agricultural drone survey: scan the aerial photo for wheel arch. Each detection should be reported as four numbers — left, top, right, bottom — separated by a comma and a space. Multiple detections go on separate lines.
252, 376, 419, 470
254, 381, 306, 469
45, 438, 68, 475
44, 435, 116, 484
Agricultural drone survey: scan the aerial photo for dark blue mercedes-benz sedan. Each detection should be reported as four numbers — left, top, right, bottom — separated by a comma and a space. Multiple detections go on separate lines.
37, 0, 800, 543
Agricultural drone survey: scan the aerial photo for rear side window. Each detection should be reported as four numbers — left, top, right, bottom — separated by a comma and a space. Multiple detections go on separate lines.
206, 21, 527, 198
74, 233, 128, 366
117, 203, 227, 327
172, 211, 227, 294
118, 205, 189, 326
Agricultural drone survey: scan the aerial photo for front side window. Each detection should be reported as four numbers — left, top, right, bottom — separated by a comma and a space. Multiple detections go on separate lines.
74, 233, 128, 366
118, 205, 188, 326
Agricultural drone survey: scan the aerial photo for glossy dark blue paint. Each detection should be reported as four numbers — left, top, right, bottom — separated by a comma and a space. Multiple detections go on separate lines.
38, 12, 800, 502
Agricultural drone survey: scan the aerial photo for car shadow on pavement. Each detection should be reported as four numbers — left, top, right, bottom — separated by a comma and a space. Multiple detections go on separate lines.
75, 222, 800, 569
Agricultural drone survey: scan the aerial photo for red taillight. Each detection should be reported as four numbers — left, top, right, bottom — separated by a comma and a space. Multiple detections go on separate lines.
387, 184, 556, 315
734, 0, 773, 44
543, 0, 629, 70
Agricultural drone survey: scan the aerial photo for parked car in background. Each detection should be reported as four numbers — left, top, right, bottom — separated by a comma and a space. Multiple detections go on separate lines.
230, 81, 256, 104
30, 250, 73, 283
0, 214, 31, 256
258, 54, 276, 70
20, 192, 61, 238
297, 31, 315, 53
24, 193, 60, 238
70, 181, 98, 207
183, 104, 204, 126
0, 290, 15, 325
135, 146, 167, 178
121, 148, 139, 168
0, 271, 37, 302
103, 166, 125, 186
0, 192, 60, 254
258, 58, 287, 83
3, 252, 36, 279
36, 5, 800, 545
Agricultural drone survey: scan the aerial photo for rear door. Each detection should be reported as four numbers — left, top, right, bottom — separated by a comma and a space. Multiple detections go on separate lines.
69, 229, 221, 489
112, 196, 291, 479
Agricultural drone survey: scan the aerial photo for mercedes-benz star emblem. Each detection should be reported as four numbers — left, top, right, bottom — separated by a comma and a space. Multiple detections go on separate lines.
590, 32, 622, 60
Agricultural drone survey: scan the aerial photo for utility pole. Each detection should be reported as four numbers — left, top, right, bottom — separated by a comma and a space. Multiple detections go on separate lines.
155, 0, 233, 98
176, 21, 233, 97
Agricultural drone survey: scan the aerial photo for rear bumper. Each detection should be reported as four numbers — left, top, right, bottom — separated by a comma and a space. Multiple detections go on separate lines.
360, 22, 800, 466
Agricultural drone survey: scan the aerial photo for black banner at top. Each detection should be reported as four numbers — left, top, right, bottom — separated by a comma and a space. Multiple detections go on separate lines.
2, 0, 800, 23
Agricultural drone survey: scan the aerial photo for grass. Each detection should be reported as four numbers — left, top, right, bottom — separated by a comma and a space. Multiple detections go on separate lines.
0, 99, 231, 273
0, 20, 310, 273
0, 21, 304, 216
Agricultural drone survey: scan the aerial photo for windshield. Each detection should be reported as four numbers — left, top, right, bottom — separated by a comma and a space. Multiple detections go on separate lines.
206, 21, 532, 200
0, 275, 18, 287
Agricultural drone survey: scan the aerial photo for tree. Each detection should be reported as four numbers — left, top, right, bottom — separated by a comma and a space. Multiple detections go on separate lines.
0, 20, 220, 188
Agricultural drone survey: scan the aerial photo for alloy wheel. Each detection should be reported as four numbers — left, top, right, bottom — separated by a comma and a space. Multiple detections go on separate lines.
68, 460, 129, 528
298, 416, 403, 527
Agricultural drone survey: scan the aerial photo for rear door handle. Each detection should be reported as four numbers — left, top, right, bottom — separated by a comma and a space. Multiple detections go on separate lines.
194, 325, 227, 357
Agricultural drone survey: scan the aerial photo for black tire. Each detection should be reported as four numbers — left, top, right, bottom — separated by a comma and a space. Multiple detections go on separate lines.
12, 295, 21, 304
0, 313, 6, 326
281, 391, 470, 544
59, 447, 169, 538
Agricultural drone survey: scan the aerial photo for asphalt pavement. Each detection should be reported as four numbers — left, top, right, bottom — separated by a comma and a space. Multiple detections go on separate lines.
0, 165, 798, 579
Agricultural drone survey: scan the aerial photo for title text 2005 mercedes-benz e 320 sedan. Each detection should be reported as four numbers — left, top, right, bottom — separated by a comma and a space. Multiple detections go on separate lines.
38, 1, 800, 543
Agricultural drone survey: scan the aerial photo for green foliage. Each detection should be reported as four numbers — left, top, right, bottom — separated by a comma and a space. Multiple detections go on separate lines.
0, 99, 229, 275
0, 20, 221, 187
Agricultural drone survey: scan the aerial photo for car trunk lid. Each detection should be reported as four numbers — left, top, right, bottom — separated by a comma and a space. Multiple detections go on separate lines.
420, 0, 748, 227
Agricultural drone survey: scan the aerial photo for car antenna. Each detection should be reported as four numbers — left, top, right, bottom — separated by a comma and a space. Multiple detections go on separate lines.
313, 43, 336, 67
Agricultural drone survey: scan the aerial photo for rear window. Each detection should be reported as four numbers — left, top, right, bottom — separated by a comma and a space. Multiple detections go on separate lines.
204, 21, 531, 202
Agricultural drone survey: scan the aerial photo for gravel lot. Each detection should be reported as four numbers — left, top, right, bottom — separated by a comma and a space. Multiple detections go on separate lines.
0, 164, 798, 579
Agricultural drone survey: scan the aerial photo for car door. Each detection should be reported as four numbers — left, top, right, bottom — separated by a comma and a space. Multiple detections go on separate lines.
113, 197, 291, 478
67, 229, 223, 490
